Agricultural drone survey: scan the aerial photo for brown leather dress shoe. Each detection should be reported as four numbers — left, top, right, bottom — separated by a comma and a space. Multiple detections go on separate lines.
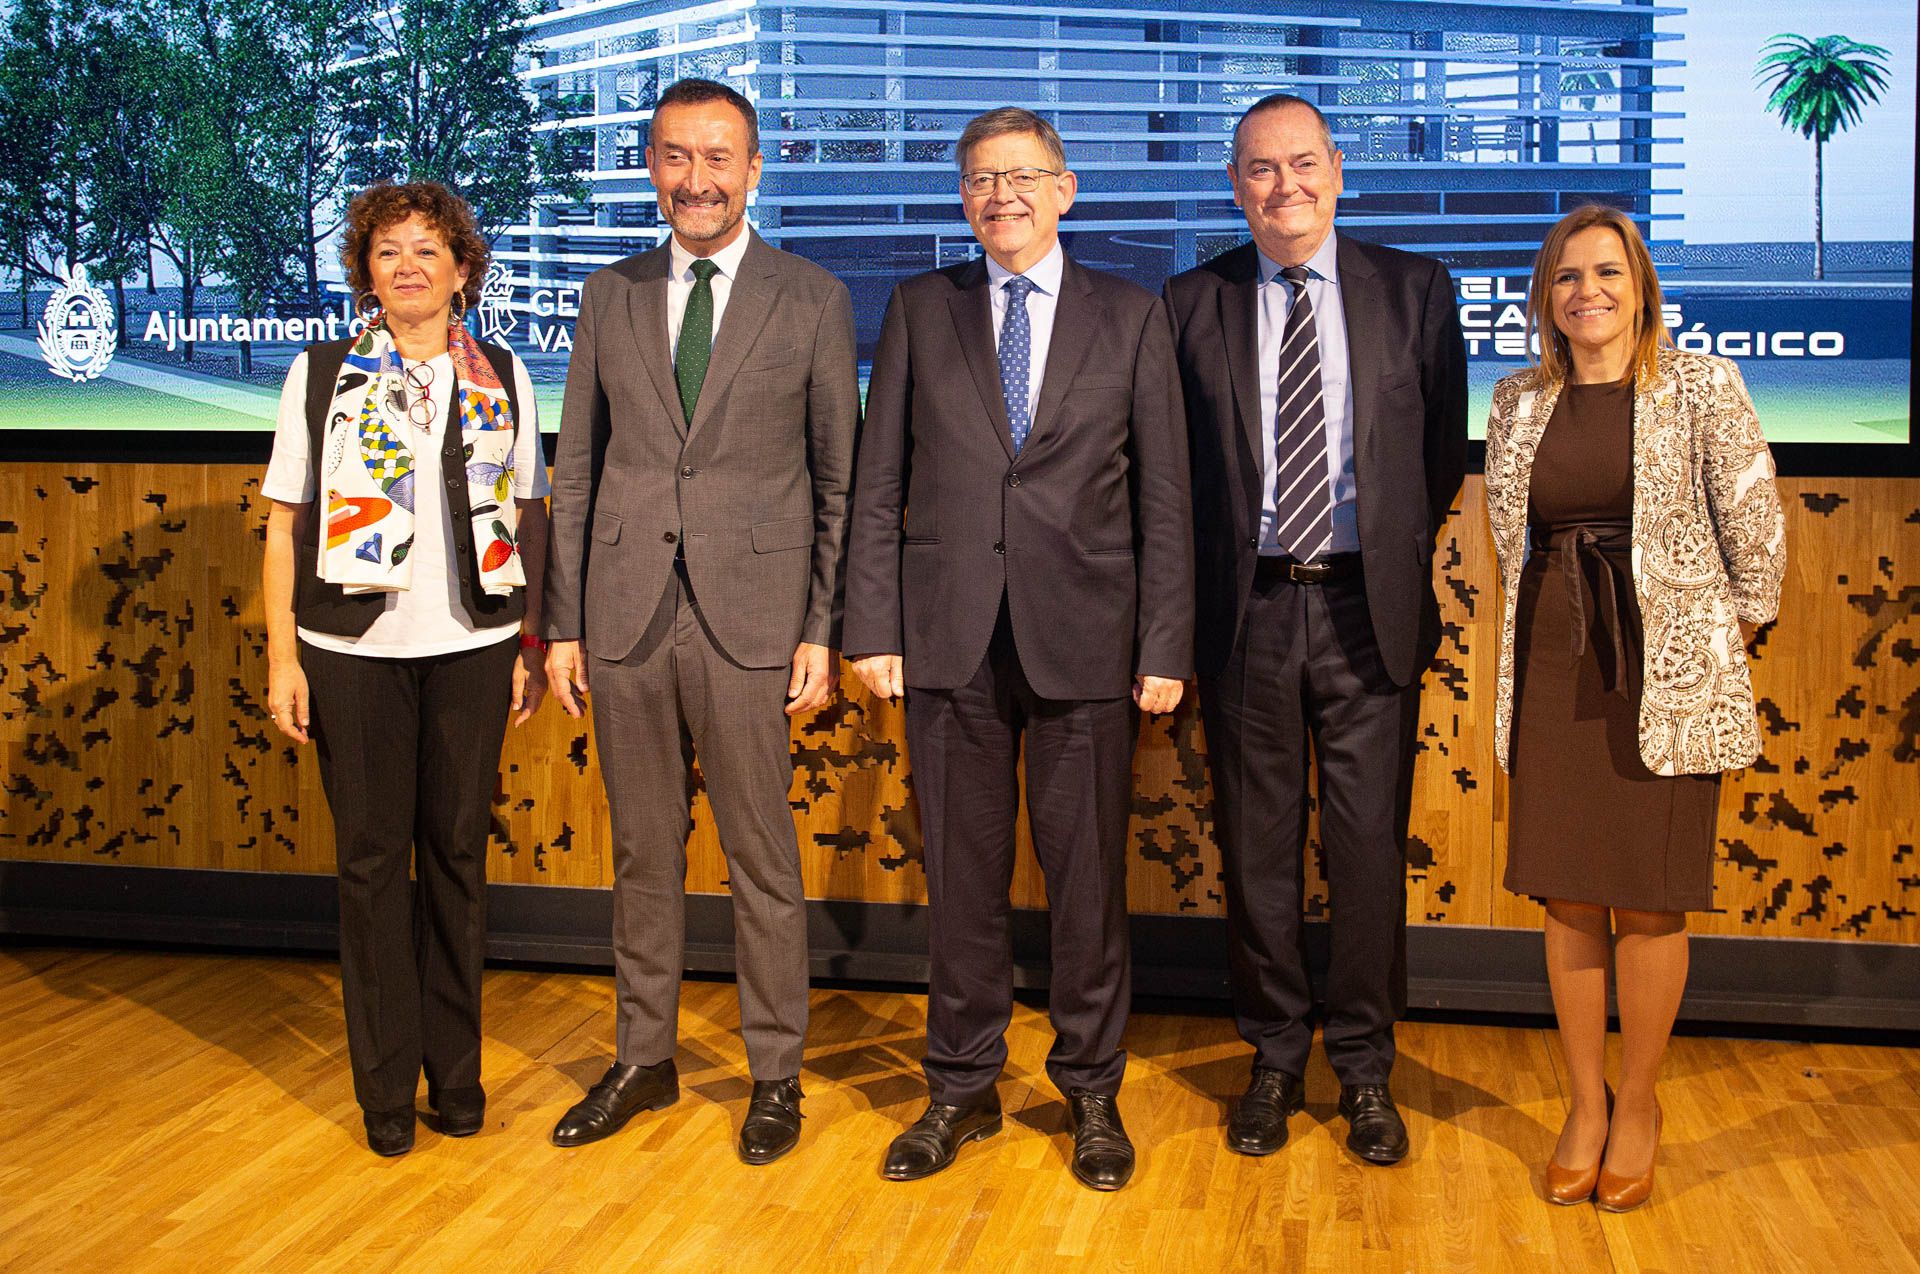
1226, 1068, 1305, 1156
551, 1059, 679, 1148
1544, 1157, 1602, 1206
1066, 1090, 1135, 1191
1595, 1100, 1662, 1212
1339, 1084, 1409, 1165
881, 1099, 1003, 1181
738, 1077, 804, 1165
1544, 1085, 1613, 1206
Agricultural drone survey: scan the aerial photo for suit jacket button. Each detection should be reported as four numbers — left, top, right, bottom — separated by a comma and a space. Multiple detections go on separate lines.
447, 478, 459, 490
1006, 473, 1021, 487
663, 531, 677, 544
455, 541, 468, 555
993, 541, 1005, 554
1248, 536, 1259, 549
681, 466, 695, 479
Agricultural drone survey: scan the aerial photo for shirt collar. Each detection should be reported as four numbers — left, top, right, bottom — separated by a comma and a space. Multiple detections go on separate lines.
984, 240, 1065, 296
1257, 228, 1340, 286
669, 226, 752, 282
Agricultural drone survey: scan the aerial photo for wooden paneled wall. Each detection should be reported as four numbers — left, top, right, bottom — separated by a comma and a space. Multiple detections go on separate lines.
1, 464, 1914, 943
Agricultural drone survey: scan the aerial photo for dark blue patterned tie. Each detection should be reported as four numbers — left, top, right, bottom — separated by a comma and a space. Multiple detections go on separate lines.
998, 275, 1035, 452
1270, 265, 1333, 560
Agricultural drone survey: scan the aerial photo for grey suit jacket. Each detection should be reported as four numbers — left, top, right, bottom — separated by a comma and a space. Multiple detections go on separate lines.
544, 230, 859, 668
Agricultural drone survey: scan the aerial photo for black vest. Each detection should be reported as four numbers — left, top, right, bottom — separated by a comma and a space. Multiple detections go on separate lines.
293, 337, 527, 637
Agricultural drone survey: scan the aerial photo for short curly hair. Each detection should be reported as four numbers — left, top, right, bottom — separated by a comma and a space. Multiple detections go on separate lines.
340, 181, 490, 311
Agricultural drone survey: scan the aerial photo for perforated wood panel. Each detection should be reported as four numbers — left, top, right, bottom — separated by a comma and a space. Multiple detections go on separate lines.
1, 465, 1913, 943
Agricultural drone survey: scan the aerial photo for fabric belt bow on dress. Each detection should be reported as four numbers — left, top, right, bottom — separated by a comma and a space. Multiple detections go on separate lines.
1530, 521, 1633, 697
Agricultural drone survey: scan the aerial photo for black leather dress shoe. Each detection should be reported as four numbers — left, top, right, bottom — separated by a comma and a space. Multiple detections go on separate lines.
738, 1077, 804, 1165
1226, 1068, 1304, 1156
880, 1099, 1003, 1181
1339, 1083, 1409, 1165
551, 1059, 679, 1148
1065, 1090, 1135, 1191
364, 1108, 415, 1157
426, 1085, 486, 1138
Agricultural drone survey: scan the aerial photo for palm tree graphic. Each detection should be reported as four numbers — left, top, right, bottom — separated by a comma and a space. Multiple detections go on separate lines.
1754, 34, 1891, 280
1560, 65, 1617, 158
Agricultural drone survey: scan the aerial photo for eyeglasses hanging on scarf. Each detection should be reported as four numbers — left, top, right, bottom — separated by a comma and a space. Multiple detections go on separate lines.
404, 360, 436, 430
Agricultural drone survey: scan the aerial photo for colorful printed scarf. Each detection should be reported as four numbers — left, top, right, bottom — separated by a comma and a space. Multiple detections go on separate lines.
319, 318, 525, 597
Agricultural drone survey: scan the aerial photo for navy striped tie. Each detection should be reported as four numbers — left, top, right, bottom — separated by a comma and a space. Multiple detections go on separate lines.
1269, 265, 1333, 561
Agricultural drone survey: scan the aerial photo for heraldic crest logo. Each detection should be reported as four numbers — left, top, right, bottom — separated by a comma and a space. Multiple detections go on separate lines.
37, 264, 118, 383
478, 261, 517, 347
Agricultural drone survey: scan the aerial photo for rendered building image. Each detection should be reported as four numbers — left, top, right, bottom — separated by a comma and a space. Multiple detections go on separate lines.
504, 0, 1674, 351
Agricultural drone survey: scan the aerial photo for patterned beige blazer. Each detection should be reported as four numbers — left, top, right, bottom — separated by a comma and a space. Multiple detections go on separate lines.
1484, 348, 1786, 776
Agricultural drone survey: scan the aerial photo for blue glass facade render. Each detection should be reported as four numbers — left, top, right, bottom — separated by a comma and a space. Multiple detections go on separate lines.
502, 0, 1679, 351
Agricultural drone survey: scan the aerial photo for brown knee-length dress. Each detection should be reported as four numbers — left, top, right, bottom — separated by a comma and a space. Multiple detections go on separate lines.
1504, 382, 1722, 912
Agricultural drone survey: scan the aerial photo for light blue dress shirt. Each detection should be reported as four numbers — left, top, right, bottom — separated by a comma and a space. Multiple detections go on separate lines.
1257, 231, 1358, 557
985, 242, 1063, 417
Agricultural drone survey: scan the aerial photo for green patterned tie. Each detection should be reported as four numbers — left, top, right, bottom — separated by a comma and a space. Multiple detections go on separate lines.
675, 258, 720, 424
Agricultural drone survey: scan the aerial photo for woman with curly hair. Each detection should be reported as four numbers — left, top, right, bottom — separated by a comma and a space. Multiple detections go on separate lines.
258, 181, 550, 1156
1483, 205, 1785, 1211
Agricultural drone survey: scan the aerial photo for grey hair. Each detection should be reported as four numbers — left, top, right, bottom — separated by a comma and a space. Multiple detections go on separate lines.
955, 107, 1067, 172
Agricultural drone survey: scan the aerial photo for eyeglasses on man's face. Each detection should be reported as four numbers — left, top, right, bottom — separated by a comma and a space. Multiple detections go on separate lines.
960, 167, 1059, 196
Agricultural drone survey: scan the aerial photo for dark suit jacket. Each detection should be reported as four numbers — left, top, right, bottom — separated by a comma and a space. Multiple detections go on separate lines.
543, 230, 859, 668
1164, 237, 1467, 687
843, 254, 1193, 700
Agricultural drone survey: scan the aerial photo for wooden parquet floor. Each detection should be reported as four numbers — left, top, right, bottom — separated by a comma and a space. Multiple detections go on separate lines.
1, 947, 1916, 1273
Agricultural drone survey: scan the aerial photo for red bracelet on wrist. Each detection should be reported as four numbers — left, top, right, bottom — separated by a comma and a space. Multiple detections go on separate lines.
519, 633, 547, 651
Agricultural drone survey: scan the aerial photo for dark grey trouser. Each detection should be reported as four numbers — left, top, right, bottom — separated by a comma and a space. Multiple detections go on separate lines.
590, 567, 808, 1079
1200, 565, 1420, 1086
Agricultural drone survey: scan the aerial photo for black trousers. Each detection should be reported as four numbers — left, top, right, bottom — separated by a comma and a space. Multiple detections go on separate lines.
302, 635, 517, 1114
1199, 564, 1421, 1086
905, 601, 1139, 1104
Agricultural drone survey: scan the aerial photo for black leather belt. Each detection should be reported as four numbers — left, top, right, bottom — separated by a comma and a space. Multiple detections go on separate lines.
1255, 552, 1361, 585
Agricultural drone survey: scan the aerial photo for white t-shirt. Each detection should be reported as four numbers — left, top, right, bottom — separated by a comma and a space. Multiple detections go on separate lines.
261, 348, 550, 659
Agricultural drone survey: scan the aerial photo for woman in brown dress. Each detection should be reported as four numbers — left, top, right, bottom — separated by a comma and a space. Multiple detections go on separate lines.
1483, 206, 1786, 1211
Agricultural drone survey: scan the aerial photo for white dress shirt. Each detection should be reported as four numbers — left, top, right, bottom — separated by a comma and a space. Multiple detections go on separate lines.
261, 349, 549, 658
666, 228, 752, 361
984, 241, 1064, 415
1257, 230, 1359, 556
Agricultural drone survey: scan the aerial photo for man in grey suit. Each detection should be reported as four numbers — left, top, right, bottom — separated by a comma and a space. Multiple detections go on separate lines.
844, 108, 1192, 1192
542, 78, 858, 1163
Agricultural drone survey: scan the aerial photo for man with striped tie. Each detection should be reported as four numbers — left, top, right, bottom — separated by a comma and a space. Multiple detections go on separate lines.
844, 107, 1192, 1191
1165, 94, 1467, 1166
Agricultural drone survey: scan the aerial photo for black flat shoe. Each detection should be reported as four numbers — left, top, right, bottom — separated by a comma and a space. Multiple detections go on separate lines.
1066, 1089, 1135, 1191
738, 1077, 804, 1165
364, 1108, 415, 1157
1339, 1083, 1409, 1166
427, 1085, 486, 1138
1226, 1067, 1304, 1156
880, 1099, 1003, 1181
551, 1059, 679, 1148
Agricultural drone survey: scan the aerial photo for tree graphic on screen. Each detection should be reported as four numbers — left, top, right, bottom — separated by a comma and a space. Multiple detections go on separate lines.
342, 0, 584, 241
1754, 33, 1891, 281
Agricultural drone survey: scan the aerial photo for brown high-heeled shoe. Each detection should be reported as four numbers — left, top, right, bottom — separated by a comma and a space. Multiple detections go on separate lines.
1544, 1085, 1613, 1205
1595, 1099, 1662, 1213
